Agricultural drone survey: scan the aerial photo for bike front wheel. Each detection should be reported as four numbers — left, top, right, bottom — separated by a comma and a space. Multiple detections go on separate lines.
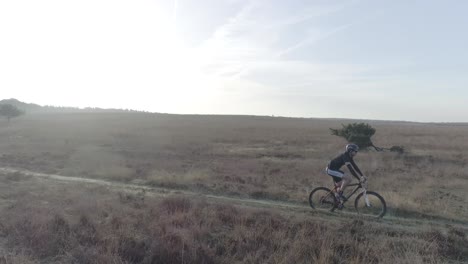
354, 191, 387, 218
309, 187, 337, 210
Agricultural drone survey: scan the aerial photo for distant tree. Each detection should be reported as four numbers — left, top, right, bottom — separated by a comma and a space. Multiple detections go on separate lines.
330, 122, 405, 153
0, 104, 24, 122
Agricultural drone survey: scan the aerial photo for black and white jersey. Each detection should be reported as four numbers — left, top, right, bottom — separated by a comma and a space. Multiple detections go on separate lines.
328, 152, 363, 178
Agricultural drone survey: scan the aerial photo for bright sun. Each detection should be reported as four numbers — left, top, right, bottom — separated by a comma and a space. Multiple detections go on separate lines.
0, 0, 213, 113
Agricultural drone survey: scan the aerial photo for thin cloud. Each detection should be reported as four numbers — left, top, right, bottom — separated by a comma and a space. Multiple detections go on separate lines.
268, 2, 352, 29
173, 0, 178, 25
197, 0, 366, 89
276, 23, 354, 58
197, 1, 266, 78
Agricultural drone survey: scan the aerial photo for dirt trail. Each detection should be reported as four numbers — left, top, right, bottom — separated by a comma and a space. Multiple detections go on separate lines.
0, 167, 308, 210
0, 167, 466, 230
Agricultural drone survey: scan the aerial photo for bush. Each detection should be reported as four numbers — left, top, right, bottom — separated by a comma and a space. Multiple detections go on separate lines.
330, 123, 405, 153
330, 123, 376, 149
389, 145, 405, 154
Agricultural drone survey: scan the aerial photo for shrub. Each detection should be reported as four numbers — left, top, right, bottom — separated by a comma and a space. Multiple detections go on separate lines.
330, 123, 377, 150
331, 123, 405, 153
389, 145, 405, 154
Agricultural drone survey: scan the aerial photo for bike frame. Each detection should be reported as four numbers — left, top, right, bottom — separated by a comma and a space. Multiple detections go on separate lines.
332, 175, 368, 205
339, 183, 362, 203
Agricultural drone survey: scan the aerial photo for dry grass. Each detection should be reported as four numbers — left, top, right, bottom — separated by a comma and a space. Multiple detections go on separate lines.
0, 113, 467, 221
0, 174, 466, 264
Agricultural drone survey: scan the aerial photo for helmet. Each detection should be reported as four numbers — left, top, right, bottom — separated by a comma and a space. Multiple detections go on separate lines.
346, 143, 359, 153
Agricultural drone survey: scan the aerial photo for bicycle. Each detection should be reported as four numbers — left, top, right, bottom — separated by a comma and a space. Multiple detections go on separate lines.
308, 176, 387, 218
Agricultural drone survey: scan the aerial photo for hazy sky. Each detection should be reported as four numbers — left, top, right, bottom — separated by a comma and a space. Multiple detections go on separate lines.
1, 0, 467, 122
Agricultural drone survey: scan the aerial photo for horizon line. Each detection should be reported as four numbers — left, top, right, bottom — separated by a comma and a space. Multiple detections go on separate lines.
1, 98, 467, 125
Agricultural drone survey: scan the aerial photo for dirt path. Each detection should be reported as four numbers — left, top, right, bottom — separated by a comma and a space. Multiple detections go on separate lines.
0, 167, 466, 231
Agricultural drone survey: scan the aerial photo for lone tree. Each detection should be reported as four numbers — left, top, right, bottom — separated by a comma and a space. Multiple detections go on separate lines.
0, 104, 24, 122
330, 122, 404, 153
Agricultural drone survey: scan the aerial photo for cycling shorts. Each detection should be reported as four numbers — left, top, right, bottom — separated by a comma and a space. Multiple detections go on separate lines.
326, 167, 344, 183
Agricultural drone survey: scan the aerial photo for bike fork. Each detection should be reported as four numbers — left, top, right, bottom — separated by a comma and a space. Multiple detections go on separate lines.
364, 190, 371, 207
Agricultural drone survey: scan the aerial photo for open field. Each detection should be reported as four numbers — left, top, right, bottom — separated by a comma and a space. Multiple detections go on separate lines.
0, 112, 467, 263
0, 169, 467, 263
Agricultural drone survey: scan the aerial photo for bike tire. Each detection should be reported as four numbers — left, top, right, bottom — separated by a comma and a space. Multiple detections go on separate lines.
309, 187, 337, 210
354, 191, 387, 218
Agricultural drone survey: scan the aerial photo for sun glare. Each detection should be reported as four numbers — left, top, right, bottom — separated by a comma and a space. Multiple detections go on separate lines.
0, 0, 214, 113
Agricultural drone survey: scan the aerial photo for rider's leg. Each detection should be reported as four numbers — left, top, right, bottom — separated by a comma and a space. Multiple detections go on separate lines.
340, 173, 352, 193
326, 168, 344, 196
333, 180, 341, 191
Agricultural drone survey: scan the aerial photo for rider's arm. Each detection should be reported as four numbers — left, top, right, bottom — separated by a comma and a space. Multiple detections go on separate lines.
349, 159, 363, 176
345, 162, 360, 180
349, 160, 367, 183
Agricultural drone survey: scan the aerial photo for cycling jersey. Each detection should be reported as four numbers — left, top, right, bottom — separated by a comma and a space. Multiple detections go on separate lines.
327, 152, 363, 179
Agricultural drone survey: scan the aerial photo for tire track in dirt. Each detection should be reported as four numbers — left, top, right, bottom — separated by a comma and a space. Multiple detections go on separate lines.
1, 167, 466, 230
0, 167, 308, 211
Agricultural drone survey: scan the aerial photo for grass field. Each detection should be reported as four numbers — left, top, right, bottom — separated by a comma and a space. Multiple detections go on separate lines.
0, 112, 467, 263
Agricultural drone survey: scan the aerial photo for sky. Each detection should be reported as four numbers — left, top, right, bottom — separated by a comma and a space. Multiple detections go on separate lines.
1, 0, 467, 122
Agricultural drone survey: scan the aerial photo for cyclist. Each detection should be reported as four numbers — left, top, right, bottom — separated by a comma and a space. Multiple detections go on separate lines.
326, 143, 366, 204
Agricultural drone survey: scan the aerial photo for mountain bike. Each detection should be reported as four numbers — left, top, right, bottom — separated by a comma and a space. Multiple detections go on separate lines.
309, 177, 386, 218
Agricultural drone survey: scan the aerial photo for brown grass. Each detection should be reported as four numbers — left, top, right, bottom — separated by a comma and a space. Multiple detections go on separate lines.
1, 113, 467, 220
0, 113, 467, 262
0, 175, 466, 263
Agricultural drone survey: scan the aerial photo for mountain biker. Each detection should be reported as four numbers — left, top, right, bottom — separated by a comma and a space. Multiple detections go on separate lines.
326, 143, 366, 203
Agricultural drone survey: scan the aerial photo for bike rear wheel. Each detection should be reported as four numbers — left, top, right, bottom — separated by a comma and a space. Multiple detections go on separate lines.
309, 187, 337, 210
354, 191, 386, 218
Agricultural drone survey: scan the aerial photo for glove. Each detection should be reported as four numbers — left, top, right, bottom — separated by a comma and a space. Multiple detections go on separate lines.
360, 176, 367, 182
